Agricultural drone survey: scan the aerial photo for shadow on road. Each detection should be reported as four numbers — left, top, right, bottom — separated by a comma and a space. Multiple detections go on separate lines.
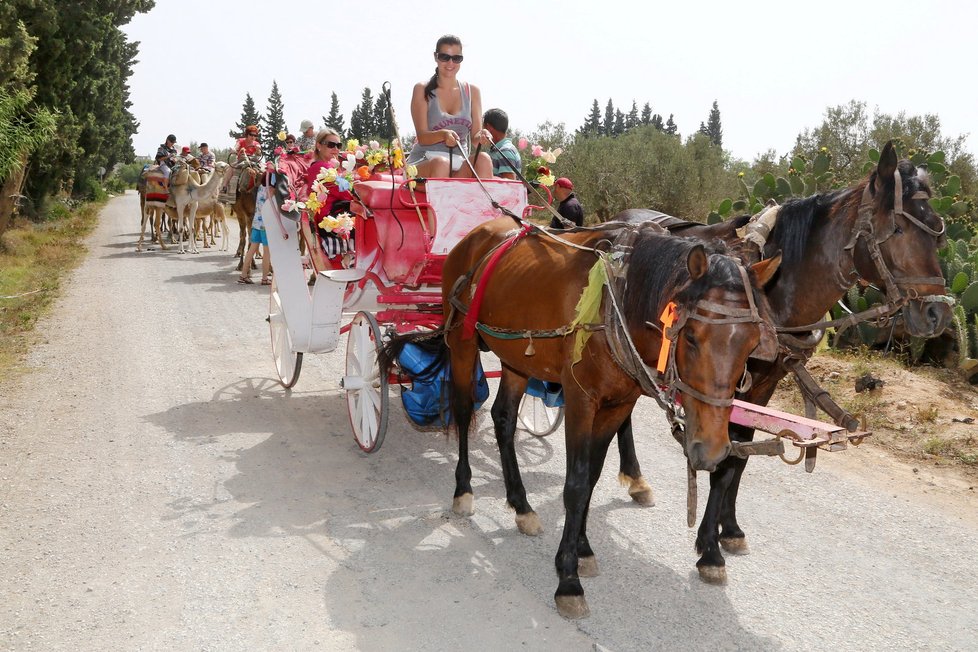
144, 377, 776, 650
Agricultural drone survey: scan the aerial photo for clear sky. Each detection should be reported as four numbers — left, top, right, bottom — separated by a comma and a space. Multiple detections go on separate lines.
124, 0, 976, 162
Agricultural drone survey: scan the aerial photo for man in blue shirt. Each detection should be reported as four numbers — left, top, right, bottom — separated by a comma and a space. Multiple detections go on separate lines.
483, 108, 521, 179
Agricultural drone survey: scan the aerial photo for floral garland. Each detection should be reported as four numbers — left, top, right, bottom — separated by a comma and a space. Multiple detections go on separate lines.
318, 211, 355, 239
517, 138, 562, 187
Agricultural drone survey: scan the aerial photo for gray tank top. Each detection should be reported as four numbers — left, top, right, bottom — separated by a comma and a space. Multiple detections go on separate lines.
407, 82, 472, 164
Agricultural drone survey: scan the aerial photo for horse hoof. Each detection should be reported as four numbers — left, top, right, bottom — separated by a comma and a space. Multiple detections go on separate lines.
619, 474, 655, 506
515, 511, 543, 536
720, 537, 749, 555
577, 555, 599, 578
555, 594, 590, 620
697, 564, 727, 585
452, 494, 474, 517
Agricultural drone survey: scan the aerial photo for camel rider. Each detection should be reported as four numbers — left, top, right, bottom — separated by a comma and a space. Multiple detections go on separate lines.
155, 134, 178, 180
221, 125, 262, 202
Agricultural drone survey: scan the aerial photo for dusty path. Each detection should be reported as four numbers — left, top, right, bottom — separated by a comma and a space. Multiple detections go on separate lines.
1, 192, 977, 651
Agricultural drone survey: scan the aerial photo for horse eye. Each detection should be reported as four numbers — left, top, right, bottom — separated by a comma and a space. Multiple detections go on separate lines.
683, 330, 698, 349
894, 225, 904, 235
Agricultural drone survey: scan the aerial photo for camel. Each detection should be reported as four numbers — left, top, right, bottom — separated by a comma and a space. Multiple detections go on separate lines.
167, 159, 224, 254
137, 167, 169, 251
189, 163, 229, 250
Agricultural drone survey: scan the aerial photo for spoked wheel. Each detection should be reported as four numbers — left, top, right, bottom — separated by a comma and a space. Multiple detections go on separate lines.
517, 394, 564, 437
268, 281, 302, 388
343, 311, 389, 453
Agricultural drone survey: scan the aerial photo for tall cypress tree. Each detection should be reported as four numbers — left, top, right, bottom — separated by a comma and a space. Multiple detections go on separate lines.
15, 0, 153, 205
262, 80, 286, 157
703, 100, 723, 147
230, 92, 262, 139
349, 88, 375, 141
640, 102, 652, 125
626, 101, 639, 131
373, 93, 392, 141
322, 91, 345, 139
603, 98, 615, 136
578, 99, 602, 137
651, 114, 664, 131
664, 114, 678, 136
613, 109, 626, 136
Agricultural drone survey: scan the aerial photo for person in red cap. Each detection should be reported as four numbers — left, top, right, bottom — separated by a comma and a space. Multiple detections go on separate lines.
551, 177, 584, 228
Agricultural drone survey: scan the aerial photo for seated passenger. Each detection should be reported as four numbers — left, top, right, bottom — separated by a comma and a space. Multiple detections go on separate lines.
306, 129, 355, 259
483, 108, 520, 179
406, 34, 492, 179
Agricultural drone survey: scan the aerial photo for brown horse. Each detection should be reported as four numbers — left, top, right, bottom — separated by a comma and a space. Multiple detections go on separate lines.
383, 218, 781, 618
612, 140, 952, 583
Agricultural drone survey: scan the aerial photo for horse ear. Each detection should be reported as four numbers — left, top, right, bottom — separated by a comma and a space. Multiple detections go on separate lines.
877, 141, 898, 188
750, 252, 782, 287
686, 244, 708, 281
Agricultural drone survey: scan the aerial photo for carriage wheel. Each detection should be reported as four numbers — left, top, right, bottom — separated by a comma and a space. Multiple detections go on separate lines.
268, 282, 302, 388
344, 311, 389, 453
517, 394, 564, 437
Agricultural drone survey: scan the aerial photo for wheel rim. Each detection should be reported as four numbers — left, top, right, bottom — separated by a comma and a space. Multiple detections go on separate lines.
518, 394, 564, 437
269, 285, 302, 388
345, 311, 388, 453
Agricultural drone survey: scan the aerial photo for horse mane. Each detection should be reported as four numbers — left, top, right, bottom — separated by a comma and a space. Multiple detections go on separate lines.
623, 230, 744, 327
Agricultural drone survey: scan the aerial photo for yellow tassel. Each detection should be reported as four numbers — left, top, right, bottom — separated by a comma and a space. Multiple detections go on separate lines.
524, 332, 536, 356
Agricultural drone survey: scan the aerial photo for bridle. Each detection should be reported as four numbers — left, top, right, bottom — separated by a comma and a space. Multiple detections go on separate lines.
845, 166, 948, 303
779, 166, 952, 339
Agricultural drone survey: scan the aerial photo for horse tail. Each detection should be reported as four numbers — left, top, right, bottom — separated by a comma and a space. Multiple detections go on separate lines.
377, 327, 449, 383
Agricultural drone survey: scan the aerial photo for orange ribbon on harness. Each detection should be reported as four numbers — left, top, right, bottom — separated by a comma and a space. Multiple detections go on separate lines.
656, 302, 677, 373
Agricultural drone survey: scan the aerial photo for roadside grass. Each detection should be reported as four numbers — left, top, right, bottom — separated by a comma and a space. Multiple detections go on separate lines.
0, 202, 102, 381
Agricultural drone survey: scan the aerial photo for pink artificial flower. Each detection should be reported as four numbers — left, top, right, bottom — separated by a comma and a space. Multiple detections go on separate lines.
325, 159, 338, 169
517, 137, 528, 150
274, 146, 284, 156
531, 144, 543, 157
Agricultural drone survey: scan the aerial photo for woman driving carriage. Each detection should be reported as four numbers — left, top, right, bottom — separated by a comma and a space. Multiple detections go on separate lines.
406, 35, 492, 179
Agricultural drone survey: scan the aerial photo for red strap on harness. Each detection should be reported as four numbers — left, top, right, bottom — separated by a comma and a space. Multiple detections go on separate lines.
462, 222, 533, 340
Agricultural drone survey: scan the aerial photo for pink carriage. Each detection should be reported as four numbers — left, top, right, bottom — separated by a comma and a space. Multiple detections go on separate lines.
262, 159, 561, 452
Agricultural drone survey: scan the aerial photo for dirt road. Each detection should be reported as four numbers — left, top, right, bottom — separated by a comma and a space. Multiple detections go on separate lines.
2, 193, 976, 651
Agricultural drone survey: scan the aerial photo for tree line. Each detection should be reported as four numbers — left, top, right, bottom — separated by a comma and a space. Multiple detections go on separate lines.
575, 98, 723, 148
231, 86, 398, 159
0, 1, 150, 231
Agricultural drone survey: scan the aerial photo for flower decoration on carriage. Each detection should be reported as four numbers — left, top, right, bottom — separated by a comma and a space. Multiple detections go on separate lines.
318, 211, 355, 239
522, 143, 563, 186
277, 131, 287, 142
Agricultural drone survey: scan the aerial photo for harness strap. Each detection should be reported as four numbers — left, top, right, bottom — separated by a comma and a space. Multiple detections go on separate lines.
461, 222, 535, 339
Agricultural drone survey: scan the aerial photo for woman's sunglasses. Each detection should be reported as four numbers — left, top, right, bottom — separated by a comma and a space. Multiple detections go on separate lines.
435, 52, 464, 63
320, 140, 342, 148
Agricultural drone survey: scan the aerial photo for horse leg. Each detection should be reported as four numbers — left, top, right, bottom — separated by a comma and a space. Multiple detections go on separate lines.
576, 404, 632, 579
615, 414, 654, 506
449, 338, 481, 517
693, 454, 748, 584
491, 369, 541, 535
554, 400, 617, 619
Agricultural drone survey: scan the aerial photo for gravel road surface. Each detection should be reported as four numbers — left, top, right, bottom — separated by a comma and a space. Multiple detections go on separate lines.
2, 192, 976, 651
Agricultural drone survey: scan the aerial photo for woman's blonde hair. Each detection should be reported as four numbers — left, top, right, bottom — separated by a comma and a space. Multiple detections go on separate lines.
316, 128, 340, 143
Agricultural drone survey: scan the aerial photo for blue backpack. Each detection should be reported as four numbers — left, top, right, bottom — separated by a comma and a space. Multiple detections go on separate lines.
398, 342, 489, 426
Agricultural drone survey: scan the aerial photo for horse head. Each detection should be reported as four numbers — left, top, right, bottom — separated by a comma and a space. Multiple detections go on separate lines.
849, 140, 952, 338
627, 235, 780, 472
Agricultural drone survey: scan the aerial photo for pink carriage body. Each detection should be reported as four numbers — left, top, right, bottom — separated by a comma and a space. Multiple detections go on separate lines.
351, 175, 528, 286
